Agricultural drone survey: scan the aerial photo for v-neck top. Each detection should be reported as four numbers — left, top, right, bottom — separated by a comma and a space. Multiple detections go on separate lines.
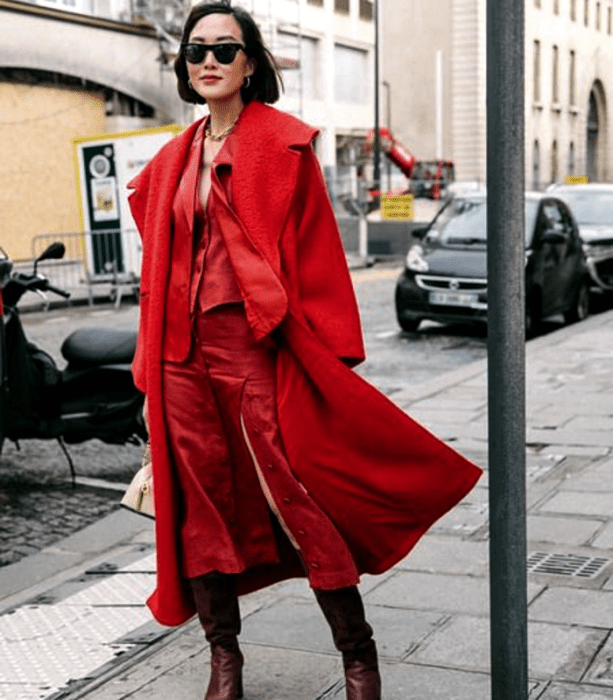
177, 121, 243, 316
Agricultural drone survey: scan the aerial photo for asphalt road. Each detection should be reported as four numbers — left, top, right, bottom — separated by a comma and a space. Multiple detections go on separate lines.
352, 264, 488, 396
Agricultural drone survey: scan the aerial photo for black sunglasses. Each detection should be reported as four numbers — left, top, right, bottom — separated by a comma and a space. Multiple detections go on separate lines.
182, 42, 245, 65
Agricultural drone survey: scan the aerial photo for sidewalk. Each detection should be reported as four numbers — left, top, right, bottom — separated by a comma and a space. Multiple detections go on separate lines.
2, 309, 613, 700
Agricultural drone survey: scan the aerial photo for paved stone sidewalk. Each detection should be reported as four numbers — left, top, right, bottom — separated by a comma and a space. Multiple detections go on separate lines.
2, 309, 613, 700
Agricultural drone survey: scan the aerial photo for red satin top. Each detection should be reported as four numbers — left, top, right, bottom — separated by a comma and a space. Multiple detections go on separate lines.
189, 193, 242, 316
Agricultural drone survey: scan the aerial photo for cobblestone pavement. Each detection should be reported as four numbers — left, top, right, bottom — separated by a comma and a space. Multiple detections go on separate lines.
0, 478, 120, 567
0, 437, 143, 568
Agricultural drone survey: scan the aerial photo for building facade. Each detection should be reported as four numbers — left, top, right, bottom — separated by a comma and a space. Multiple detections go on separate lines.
526, 0, 613, 187
382, 0, 613, 189
1, 0, 374, 260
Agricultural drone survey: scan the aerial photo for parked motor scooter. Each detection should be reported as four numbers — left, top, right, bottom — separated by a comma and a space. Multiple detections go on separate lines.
0, 242, 146, 481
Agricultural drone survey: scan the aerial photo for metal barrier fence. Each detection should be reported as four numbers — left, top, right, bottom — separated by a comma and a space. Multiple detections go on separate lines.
30, 230, 141, 307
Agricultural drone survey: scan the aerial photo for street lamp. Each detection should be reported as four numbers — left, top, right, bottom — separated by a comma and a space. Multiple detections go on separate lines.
382, 79, 391, 193
372, 0, 381, 207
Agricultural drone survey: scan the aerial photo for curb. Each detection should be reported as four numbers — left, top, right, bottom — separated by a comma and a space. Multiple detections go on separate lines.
0, 509, 154, 614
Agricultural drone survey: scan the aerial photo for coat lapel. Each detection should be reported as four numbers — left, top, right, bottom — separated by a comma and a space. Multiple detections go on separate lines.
178, 121, 205, 238
230, 102, 317, 262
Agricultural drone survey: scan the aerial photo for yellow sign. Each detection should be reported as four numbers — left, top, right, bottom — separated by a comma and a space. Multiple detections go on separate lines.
566, 175, 589, 184
381, 194, 414, 220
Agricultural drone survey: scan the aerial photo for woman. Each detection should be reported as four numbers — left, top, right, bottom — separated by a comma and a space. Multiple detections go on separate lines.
128, 2, 481, 699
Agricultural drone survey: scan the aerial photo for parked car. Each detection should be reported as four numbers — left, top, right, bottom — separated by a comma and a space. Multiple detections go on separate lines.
547, 183, 613, 295
395, 192, 591, 334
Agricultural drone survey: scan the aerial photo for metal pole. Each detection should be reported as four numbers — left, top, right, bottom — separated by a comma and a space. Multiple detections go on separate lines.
373, 0, 381, 205
435, 51, 443, 161
487, 0, 528, 694
383, 80, 392, 193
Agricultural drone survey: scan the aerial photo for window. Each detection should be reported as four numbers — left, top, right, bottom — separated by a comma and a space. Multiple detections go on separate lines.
541, 201, 566, 233
278, 32, 320, 100
551, 140, 559, 183
552, 45, 559, 103
596, 1, 601, 27
554, 0, 559, 13
334, 44, 369, 103
584, 0, 589, 25
307, 0, 323, 5
568, 141, 575, 173
360, 0, 373, 20
569, 50, 576, 105
335, 0, 350, 14
571, 0, 577, 18
535, 0, 541, 8
609, 6, 612, 32
534, 40, 541, 102
533, 140, 541, 190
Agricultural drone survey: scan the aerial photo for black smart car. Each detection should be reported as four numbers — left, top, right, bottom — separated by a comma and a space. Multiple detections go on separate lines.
395, 192, 590, 334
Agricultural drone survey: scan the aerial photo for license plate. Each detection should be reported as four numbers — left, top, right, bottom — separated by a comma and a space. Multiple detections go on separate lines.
430, 290, 480, 307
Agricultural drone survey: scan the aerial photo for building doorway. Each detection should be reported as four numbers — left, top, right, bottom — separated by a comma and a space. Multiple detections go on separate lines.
586, 81, 607, 182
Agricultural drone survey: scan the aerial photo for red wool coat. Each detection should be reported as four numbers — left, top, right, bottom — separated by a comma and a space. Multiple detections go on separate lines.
128, 101, 482, 627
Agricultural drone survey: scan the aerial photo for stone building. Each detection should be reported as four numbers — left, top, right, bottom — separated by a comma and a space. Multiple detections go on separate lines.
381, 0, 613, 188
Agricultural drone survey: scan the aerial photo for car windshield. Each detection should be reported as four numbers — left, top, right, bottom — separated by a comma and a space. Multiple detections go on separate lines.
427, 197, 540, 246
555, 190, 613, 226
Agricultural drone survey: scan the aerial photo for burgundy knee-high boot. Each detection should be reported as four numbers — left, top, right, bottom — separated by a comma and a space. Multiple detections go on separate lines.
189, 572, 244, 700
314, 587, 382, 700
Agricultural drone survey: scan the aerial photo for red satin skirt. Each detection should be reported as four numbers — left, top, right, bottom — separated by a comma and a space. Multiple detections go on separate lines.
161, 303, 359, 588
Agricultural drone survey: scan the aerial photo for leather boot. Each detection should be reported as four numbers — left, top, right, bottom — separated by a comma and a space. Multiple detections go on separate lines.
189, 572, 244, 700
314, 586, 382, 700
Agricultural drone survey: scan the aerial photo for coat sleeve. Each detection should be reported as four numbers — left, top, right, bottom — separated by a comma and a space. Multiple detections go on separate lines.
127, 169, 151, 394
291, 146, 366, 367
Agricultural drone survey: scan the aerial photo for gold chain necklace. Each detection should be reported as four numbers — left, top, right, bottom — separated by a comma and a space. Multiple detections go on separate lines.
205, 118, 238, 142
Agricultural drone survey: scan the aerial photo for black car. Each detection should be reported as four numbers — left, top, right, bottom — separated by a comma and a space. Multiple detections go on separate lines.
548, 183, 613, 294
395, 192, 590, 333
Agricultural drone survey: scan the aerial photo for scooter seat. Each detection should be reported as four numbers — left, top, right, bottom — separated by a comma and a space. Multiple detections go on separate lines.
61, 328, 137, 365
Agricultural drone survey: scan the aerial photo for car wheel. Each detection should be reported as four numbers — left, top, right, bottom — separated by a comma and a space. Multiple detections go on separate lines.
564, 280, 590, 324
525, 291, 541, 338
395, 285, 421, 332
398, 317, 421, 333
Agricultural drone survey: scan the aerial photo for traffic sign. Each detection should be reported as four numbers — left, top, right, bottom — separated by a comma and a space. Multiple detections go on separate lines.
381, 194, 414, 220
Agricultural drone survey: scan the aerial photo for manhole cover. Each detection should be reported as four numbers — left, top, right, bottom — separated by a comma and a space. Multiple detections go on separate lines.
527, 552, 611, 579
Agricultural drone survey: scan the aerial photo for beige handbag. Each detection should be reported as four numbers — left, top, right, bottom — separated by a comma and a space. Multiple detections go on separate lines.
121, 442, 154, 518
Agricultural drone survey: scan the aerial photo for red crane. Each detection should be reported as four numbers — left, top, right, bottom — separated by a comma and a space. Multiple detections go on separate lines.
364, 128, 454, 200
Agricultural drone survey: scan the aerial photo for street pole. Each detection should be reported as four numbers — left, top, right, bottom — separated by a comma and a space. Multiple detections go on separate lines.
487, 0, 528, 695
383, 80, 392, 193
372, 0, 381, 207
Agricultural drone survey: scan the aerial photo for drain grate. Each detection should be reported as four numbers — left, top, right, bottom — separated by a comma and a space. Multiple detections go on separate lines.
527, 552, 611, 579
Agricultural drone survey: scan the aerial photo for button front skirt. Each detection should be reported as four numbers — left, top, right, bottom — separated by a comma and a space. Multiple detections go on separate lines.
162, 304, 359, 589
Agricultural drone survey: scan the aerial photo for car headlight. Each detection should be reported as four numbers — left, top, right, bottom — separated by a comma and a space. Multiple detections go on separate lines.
406, 244, 429, 272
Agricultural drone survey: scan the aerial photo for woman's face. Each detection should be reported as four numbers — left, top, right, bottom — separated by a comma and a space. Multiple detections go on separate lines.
186, 13, 254, 106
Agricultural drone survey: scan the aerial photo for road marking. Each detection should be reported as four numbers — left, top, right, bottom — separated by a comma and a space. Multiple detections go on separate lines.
42, 316, 70, 324
375, 330, 398, 339
351, 267, 402, 283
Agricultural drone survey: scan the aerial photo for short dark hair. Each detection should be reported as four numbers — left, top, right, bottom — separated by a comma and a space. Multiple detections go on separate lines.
175, 1, 282, 105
